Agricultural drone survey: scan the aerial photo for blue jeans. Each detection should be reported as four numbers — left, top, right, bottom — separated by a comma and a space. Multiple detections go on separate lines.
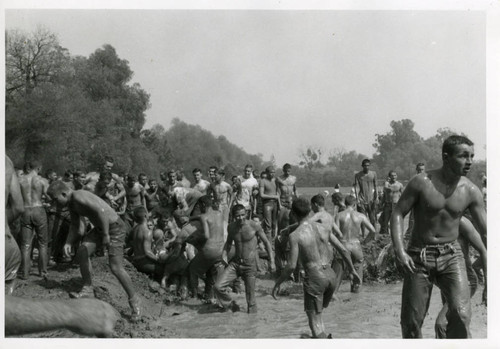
214, 258, 257, 312
401, 240, 471, 338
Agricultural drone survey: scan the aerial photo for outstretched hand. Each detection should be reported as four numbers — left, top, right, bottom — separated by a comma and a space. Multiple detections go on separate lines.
395, 252, 416, 274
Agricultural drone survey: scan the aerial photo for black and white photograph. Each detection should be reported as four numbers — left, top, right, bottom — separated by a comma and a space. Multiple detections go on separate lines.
2, 0, 498, 345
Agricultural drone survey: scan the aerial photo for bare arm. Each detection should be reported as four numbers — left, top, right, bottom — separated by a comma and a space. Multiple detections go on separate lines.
390, 177, 420, 273
259, 181, 279, 200
256, 225, 275, 270
6, 158, 24, 223
362, 215, 376, 234
201, 215, 210, 240
113, 182, 126, 201
222, 227, 234, 263
467, 185, 487, 246
333, 215, 343, 239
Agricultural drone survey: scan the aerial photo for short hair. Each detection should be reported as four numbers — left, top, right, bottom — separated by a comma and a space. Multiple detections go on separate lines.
345, 195, 356, 207
231, 175, 238, 181
244, 164, 253, 170
209, 166, 218, 172
25, 160, 42, 173
388, 170, 396, 176
416, 162, 425, 168
167, 169, 176, 176
64, 170, 73, 178
282, 163, 292, 171
47, 180, 70, 197
104, 156, 114, 163
192, 168, 202, 174
311, 194, 325, 207
127, 174, 137, 182
138, 173, 147, 179
292, 197, 311, 220
332, 192, 344, 204
232, 204, 246, 215
265, 166, 275, 173
442, 135, 474, 156
361, 159, 371, 166
148, 179, 157, 185
197, 195, 212, 209
44, 168, 55, 177
217, 168, 225, 176
133, 206, 147, 220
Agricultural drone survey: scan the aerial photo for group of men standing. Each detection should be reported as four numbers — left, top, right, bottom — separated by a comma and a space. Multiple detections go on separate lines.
4, 134, 487, 339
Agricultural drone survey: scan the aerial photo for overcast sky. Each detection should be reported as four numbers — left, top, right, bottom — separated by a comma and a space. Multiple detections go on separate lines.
5, 9, 487, 165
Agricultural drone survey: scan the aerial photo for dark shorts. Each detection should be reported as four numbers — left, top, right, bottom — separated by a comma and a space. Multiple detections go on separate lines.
20, 206, 48, 247
5, 232, 21, 281
132, 256, 164, 278
82, 219, 126, 257
303, 265, 336, 313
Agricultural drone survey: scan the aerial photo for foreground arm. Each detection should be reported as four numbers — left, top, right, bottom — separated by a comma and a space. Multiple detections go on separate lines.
390, 178, 420, 274
256, 225, 275, 272
5, 296, 118, 338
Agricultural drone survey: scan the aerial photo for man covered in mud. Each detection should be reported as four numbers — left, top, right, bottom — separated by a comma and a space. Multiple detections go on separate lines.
335, 195, 376, 293
214, 204, 275, 313
260, 166, 281, 242
18, 160, 50, 280
379, 170, 403, 235
48, 181, 141, 322
276, 163, 297, 233
353, 159, 378, 228
129, 207, 164, 280
187, 195, 226, 303
124, 174, 147, 226
391, 135, 486, 338
272, 197, 361, 339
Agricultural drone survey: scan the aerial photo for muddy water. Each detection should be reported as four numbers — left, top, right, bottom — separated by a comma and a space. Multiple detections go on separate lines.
154, 278, 487, 338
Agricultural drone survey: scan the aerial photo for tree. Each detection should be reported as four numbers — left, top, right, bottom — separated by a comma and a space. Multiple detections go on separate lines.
6, 27, 70, 102
298, 147, 323, 170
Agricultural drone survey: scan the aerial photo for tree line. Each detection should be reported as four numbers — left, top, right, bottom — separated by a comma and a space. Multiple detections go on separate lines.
6, 27, 485, 188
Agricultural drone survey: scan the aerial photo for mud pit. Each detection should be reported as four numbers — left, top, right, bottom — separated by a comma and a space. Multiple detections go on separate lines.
10, 247, 486, 339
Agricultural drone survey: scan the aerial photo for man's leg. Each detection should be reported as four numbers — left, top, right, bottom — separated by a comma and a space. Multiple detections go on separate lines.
400, 254, 434, 338
435, 248, 471, 339
241, 263, 257, 313
380, 204, 391, 235
5, 232, 21, 294
33, 207, 49, 277
214, 262, 238, 309
262, 201, 274, 242
19, 221, 34, 280
74, 242, 97, 289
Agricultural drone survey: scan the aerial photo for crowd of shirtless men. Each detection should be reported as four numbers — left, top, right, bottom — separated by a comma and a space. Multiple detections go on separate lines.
4, 134, 487, 339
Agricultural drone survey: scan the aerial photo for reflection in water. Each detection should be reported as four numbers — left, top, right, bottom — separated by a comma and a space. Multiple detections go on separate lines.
157, 279, 487, 338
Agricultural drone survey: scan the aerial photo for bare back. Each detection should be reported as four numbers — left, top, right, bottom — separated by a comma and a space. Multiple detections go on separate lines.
70, 190, 119, 227
291, 221, 332, 269
19, 171, 47, 207
337, 207, 366, 242
200, 210, 225, 251
131, 223, 152, 259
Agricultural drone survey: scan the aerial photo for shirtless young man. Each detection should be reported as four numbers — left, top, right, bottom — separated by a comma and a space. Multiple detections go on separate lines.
124, 174, 147, 226
84, 156, 123, 196
138, 173, 149, 191
187, 195, 226, 303
238, 164, 259, 218
277, 163, 297, 234
48, 181, 141, 322
380, 170, 404, 235
18, 160, 50, 279
145, 179, 160, 213
336, 195, 376, 293
259, 166, 281, 242
192, 168, 211, 195
272, 197, 360, 338
211, 169, 233, 238
214, 204, 275, 313
331, 192, 346, 222
130, 207, 163, 280
391, 135, 486, 338
353, 159, 379, 228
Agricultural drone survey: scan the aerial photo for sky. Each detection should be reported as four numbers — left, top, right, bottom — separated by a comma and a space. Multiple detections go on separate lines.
5, 8, 487, 166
